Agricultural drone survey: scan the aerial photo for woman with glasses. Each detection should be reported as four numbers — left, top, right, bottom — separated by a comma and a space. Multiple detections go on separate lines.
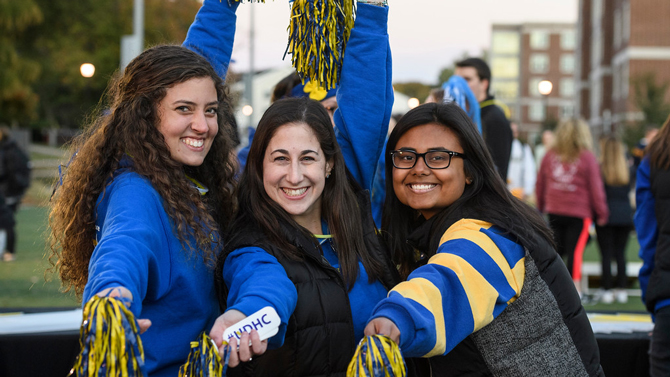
364, 102, 604, 376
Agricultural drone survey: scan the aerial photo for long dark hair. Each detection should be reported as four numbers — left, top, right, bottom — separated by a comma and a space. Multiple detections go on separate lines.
382, 102, 554, 278
48, 45, 238, 296
220, 97, 383, 289
648, 114, 670, 170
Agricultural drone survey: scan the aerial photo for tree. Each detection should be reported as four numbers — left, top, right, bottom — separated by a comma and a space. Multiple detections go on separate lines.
633, 72, 670, 127
392, 82, 432, 103
0, 0, 43, 125
19, 0, 202, 129
623, 72, 670, 148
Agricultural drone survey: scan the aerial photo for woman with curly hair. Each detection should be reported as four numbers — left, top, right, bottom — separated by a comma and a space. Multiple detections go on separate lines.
47, 44, 238, 376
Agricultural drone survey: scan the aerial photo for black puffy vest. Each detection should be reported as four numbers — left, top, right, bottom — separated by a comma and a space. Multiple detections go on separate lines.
224, 190, 401, 377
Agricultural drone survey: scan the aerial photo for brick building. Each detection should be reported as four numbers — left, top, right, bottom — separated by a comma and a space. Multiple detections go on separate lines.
577, 0, 670, 138
489, 23, 577, 141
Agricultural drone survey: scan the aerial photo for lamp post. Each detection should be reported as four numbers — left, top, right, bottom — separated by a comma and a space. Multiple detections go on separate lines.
538, 80, 553, 129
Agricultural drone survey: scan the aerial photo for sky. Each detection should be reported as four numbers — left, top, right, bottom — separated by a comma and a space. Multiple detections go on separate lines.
228, 0, 578, 85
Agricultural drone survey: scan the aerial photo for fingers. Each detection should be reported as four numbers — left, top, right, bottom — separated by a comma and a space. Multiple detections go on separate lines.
137, 319, 152, 334
227, 337, 241, 368
364, 318, 401, 344
249, 329, 268, 355
95, 286, 133, 307
209, 315, 227, 348
225, 330, 267, 368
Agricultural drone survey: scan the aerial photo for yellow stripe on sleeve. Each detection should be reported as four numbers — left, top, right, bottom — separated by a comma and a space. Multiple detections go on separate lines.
391, 278, 446, 357
430, 253, 498, 333
440, 219, 525, 300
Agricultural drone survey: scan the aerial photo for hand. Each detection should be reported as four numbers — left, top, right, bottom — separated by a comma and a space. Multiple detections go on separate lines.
209, 309, 268, 367
94, 286, 152, 333
364, 317, 400, 344
96, 286, 133, 304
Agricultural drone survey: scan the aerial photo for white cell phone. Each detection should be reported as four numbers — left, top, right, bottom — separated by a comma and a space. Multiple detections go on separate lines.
222, 306, 280, 345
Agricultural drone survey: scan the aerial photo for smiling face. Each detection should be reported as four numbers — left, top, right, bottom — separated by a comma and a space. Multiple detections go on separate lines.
157, 77, 219, 167
263, 123, 332, 233
392, 123, 470, 219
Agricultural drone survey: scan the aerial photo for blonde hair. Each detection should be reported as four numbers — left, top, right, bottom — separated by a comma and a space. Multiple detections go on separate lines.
600, 136, 629, 186
553, 118, 593, 162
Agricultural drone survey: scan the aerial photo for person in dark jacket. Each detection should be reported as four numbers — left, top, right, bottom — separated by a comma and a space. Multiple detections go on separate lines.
596, 136, 634, 304
455, 57, 513, 181
0, 127, 31, 262
635, 115, 670, 377
364, 102, 604, 376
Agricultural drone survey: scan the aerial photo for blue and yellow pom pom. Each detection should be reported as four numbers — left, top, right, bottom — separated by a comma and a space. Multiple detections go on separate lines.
179, 332, 231, 377
229, 0, 355, 90
347, 335, 406, 377
68, 296, 145, 377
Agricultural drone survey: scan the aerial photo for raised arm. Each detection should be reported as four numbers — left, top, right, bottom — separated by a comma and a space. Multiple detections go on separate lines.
183, 0, 240, 79
333, 3, 393, 190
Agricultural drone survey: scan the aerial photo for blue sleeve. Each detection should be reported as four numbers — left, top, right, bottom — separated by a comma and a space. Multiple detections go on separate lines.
82, 177, 171, 317
183, 0, 240, 79
223, 247, 298, 349
634, 158, 657, 306
333, 4, 393, 190
370, 222, 525, 357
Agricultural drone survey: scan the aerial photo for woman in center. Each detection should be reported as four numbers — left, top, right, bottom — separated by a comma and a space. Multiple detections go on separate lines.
211, 97, 402, 376
364, 102, 604, 376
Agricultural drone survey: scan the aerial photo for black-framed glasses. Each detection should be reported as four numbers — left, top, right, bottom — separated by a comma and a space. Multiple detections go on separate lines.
390, 149, 466, 169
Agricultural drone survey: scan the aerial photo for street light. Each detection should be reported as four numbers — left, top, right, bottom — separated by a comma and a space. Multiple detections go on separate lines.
80, 63, 95, 78
538, 80, 553, 126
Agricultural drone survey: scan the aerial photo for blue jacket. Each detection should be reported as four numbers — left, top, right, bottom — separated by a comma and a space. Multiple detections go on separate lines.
635, 157, 670, 313
82, 169, 220, 377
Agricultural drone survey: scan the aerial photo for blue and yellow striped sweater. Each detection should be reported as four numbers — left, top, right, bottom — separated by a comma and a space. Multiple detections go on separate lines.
371, 219, 526, 358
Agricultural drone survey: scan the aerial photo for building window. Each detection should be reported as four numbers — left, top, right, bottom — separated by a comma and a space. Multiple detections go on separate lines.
529, 102, 545, 121
623, 64, 630, 99
492, 31, 520, 54
529, 78, 542, 97
613, 8, 622, 49
613, 65, 620, 100
491, 57, 519, 79
560, 54, 575, 73
561, 104, 575, 119
530, 31, 549, 50
530, 54, 549, 73
491, 81, 519, 101
623, 2, 631, 43
561, 30, 576, 50
560, 78, 575, 97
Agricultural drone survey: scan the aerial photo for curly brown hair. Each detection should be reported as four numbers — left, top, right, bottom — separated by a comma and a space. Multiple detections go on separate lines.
48, 45, 238, 296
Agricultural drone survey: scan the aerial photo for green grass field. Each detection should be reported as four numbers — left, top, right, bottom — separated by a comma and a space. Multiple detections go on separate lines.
0, 205, 79, 308
0, 177, 649, 313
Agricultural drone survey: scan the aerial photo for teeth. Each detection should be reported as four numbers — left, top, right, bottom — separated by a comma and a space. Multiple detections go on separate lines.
182, 138, 204, 147
410, 184, 436, 191
283, 188, 307, 197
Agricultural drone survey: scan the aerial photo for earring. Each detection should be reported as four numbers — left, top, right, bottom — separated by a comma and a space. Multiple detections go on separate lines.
326, 171, 331, 178
466, 177, 473, 184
